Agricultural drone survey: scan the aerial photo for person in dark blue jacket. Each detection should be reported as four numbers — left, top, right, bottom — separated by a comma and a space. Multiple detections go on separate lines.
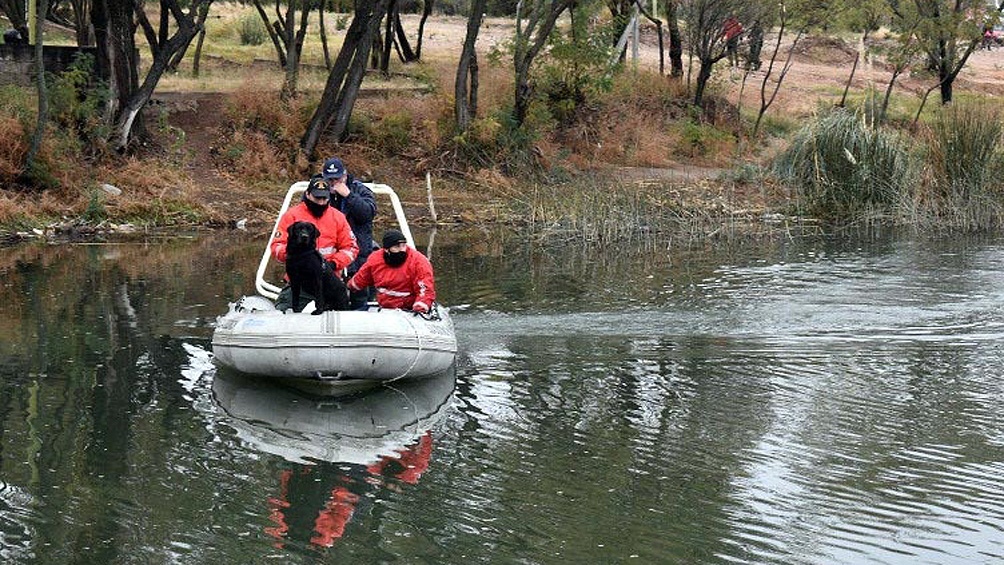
321, 157, 377, 309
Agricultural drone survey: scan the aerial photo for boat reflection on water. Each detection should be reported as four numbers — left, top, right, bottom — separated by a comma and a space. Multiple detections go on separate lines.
211, 366, 456, 549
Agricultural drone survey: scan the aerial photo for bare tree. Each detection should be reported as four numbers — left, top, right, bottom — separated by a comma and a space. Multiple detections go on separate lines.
92, 0, 214, 151
456, 0, 488, 132
752, 4, 798, 136
301, 0, 391, 159
251, 0, 286, 67
513, 0, 576, 127
678, 0, 758, 107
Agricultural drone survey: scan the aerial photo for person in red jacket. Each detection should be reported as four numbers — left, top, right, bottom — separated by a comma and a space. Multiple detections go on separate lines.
347, 229, 436, 313
271, 175, 359, 311
723, 14, 743, 68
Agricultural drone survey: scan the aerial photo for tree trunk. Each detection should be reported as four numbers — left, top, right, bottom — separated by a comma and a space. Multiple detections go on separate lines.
135, 3, 160, 60
414, 0, 433, 59
667, 0, 682, 77
319, 1, 331, 69
281, 0, 297, 96
24, 0, 50, 184
392, 11, 417, 62
693, 60, 713, 107
839, 30, 868, 108
455, 0, 486, 133
632, 0, 664, 74
301, 0, 390, 159
513, 0, 575, 127
169, 1, 211, 72
72, 0, 93, 46
191, 18, 207, 76
106, 0, 211, 151
939, 66, 953, 104
281, 0, 311, 99
93, 0, 140, 141
252, 0, 286, 67
381, 0, 396, 73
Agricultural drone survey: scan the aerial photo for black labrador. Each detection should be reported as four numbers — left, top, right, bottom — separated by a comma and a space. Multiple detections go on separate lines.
285, 221, 350, 314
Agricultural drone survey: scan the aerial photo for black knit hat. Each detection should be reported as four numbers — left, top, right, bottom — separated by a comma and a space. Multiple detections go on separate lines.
382, 229, 407, 249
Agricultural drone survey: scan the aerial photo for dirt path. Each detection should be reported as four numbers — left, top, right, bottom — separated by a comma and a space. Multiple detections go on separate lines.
153, 92, 229, 189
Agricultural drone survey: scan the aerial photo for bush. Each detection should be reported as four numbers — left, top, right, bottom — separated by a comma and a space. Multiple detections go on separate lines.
773, 108, 915, 220
238, 12, 266, 46
47, 53, 110, 156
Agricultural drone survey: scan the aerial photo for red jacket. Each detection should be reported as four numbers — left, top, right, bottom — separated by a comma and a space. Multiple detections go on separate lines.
348, 247, 436, 311
270, 203, 359, 271
724, 17, 743, 41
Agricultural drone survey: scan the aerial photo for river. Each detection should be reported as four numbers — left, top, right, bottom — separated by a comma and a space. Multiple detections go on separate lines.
0, 229, 1002, 564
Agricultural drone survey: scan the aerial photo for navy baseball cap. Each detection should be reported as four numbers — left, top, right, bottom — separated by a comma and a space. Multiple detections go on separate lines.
321, 157, 345, 180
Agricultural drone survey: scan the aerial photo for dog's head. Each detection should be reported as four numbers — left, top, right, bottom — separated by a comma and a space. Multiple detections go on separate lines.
288, 221, 320, 251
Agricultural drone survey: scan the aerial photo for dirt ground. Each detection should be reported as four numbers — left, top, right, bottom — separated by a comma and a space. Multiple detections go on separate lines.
154, 16, 1004, 226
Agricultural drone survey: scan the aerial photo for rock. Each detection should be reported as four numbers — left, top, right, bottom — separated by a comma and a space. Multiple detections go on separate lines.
101, 183, 122, 196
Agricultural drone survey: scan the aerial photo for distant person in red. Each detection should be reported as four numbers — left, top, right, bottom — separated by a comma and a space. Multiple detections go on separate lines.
723, 15, 743, 68
348, 229, 436, 313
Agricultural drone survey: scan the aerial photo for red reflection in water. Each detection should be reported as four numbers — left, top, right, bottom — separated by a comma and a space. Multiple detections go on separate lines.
265, 432, 434, 549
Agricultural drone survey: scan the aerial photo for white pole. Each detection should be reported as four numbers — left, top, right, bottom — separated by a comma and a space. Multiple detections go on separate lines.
632, 8, 639, 66
28, 0, 36, 44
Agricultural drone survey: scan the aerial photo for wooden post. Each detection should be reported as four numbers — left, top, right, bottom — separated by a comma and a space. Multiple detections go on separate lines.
425, 172, 438, 224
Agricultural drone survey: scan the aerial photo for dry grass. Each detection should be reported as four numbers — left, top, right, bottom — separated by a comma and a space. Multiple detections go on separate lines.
96, 157, 212, 224
0, 116, 27, 183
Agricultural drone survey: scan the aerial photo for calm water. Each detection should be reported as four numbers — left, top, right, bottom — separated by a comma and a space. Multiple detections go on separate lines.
1, 229, 1003, 564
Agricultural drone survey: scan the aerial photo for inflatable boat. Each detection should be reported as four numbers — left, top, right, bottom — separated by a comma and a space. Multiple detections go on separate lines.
211, 182, 457, 382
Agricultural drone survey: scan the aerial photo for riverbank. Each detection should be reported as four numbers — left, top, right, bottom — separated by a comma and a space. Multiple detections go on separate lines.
6, 10, 1004, 241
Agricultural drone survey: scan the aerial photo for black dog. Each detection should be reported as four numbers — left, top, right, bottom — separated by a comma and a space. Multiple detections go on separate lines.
285, 221, 350, 314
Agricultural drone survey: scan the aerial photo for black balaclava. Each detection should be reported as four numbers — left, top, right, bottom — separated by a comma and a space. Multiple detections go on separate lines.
382, 229, 408, 267
303, 193, 329, 218
384, 248, 408, 267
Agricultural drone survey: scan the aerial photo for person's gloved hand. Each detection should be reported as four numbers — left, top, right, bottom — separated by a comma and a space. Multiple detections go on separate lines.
412, 302, 429, 314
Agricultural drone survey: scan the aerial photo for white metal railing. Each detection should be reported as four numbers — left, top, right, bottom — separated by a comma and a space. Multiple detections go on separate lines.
255, 182, 414, 299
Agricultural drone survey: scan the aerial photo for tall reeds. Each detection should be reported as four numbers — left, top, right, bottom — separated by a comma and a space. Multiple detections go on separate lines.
513, 177, 778, 244
773, 108, 915, 221
920, 102, 1004, 229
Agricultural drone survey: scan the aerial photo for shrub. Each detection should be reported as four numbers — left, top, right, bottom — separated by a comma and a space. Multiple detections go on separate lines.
773, 108, 915, 220
535, 3, 616, 125
238, 12, 266, 46
47, 53, 110, 156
